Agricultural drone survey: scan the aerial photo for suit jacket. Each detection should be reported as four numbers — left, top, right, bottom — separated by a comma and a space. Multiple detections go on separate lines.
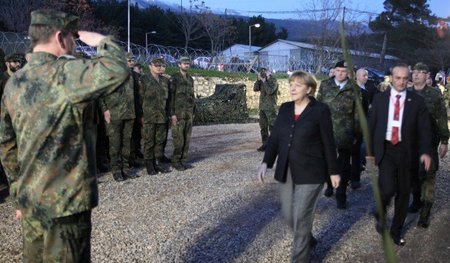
263, 98, 339, 185
369, 90, 432, 167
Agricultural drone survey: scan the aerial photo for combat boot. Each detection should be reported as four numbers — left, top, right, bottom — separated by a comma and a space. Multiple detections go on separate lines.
408, 192, 422, 213
146, 160, 158, 175
172, 162, 186, 171
155, 159, 171, 173
417, 202, 432, 228
113, 171, 125, 182
123, 169, 139, 179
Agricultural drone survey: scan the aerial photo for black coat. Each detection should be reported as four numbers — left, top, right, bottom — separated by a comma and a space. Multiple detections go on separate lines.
369, 90, 432, 167
263, 98, 339, 184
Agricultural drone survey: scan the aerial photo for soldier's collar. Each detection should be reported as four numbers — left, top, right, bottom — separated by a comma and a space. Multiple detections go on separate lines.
28, 52, 58, 66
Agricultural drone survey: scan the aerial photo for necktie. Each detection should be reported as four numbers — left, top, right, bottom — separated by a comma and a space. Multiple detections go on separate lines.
391, 94, 401, 145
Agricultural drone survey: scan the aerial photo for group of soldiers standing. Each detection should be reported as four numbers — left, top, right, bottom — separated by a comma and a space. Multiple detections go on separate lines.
95, 53, 196, 182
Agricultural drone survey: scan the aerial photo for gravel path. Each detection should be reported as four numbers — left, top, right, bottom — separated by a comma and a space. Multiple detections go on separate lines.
1, 123, 449, 262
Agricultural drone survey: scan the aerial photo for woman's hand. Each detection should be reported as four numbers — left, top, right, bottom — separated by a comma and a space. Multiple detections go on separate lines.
330, 175, 340, 188
258, 162, 268, 183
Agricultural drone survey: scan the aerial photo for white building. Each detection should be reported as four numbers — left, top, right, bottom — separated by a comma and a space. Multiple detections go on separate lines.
219, 44, 261, 61
257, 39, 398, 72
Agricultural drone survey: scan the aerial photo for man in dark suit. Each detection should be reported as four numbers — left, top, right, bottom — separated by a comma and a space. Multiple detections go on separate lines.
369, 63, 432, 246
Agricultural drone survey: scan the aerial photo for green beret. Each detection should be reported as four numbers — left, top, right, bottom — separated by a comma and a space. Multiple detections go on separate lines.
5, 53, 21, 62
413, 62, 429, 73
30, 9, 78, 37
151, 58, 165, 65
179, 56, 191, 63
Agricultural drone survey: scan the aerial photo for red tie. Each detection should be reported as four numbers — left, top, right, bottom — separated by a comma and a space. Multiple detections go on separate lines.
391, 94, 401, 145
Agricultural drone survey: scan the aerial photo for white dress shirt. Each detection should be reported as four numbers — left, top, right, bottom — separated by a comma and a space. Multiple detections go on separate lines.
386, 89, 406, 142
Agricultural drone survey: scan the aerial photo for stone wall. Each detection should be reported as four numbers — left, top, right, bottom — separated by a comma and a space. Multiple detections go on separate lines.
194, 77, 291, 110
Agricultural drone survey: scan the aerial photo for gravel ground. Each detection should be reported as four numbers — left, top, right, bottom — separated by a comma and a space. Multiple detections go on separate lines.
1, 123, 449, 262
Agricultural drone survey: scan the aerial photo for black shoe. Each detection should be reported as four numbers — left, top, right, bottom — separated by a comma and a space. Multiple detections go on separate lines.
97, 162, 110, 173
257, 144, 266, 152
408, 201, 422, 213
155, 160, 171, 173
123, 170, 139, 179
146, 160, 158, 175
182, 162, 193, 169
391, 235, 406, 246
172, 162, 186, 171
113, 172, 125, 182
324, 188, 333, 197
351, 181, 361, 190
161, 155, 171, 163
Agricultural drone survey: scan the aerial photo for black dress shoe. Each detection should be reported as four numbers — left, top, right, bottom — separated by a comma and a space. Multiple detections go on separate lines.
392, 236, 406, 246
309, 235, 318, 247
337, 200, 347, 210
336, 194, 347, 209
324, 188, 333, 197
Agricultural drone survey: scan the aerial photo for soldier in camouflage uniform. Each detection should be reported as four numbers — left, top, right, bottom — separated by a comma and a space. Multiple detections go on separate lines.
253, 67, 278, 152
170, 57, 195, 171
139, 58, 172, 175
127, 52, 144, 167
408, 63, 449, 228
100, 58, 137, 181
0, 54, 21, 188
0, 9, 130, 262
316, 60, 361, 209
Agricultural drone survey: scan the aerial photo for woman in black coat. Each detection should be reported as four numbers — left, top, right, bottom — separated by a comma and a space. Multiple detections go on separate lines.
258, 71, 340, 262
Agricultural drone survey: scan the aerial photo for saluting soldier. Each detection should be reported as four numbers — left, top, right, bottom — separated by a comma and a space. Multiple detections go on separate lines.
408, 63, 449, 228
139, 58, 172, 175
170, 57, 195, 171
316, 60, 361, 209
253, 67, 278, 152
0, 9, 130, 261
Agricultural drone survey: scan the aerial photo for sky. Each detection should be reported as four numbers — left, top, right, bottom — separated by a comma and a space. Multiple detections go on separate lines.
154, 0, 450, 20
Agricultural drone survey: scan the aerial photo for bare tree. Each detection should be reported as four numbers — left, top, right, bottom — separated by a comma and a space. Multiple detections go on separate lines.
197, 11, 236, 56
176, 0, 205, 50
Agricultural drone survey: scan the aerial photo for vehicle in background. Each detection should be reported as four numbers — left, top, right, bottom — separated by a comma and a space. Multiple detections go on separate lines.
365, 67, 385, 85
192, 56, 211, 69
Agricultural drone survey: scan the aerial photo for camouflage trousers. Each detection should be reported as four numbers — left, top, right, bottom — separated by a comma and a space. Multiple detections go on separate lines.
411, 147, 439, 204
259, 109, 277, 144
106, 119, 134, 173
130, 117, 143, 160
172, 118, 193, 164
21, 211, 92, 263
142, 122, 167, 160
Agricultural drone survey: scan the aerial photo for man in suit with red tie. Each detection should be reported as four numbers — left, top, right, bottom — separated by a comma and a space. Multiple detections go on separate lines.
369, 63, 432, 246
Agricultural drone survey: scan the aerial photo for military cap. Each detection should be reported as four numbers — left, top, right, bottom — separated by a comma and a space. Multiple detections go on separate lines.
126, 52, 135, 60
179, 56, 191, 63
30, 9, 79, 37
151, 57, 165, 65
334, 60, 347, 68
413, 62, 429, 73
5, 53, 21, 62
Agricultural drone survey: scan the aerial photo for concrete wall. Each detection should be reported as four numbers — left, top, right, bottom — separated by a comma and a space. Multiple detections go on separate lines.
193, 77, 291, 110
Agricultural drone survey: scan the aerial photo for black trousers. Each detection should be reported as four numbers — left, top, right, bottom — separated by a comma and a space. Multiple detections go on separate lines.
378, 141, 410, 238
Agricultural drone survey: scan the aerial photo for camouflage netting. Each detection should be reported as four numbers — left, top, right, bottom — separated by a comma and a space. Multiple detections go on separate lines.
194, 84, 248, 125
